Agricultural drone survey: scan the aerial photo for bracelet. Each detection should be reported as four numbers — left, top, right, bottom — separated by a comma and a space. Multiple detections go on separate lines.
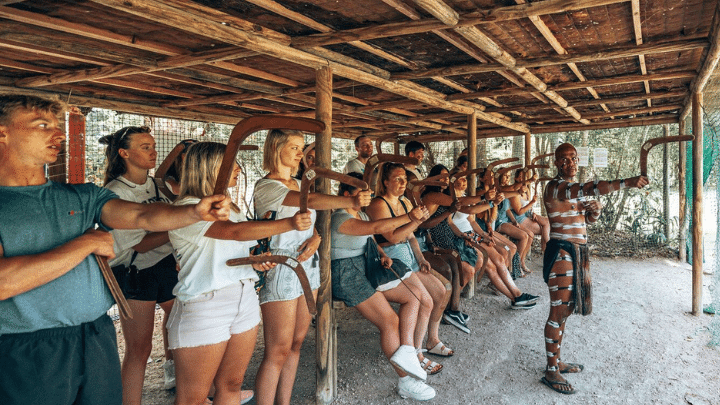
488, 201, 494, 208
619, 179, 626, 190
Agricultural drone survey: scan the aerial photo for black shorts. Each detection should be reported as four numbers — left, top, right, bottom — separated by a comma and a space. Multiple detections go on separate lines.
0, 314, 122, 405
113, 254, 178, 303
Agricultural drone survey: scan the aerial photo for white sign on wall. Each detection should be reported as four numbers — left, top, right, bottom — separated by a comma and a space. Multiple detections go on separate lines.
576, 146, 590, 167
593, 148, 608, 168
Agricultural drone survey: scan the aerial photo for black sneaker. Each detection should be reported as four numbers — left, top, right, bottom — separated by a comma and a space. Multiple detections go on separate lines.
511, 301, 537, 310
513, 293, 538, 306
460, 311, 470, 322
442, 310, 470, 333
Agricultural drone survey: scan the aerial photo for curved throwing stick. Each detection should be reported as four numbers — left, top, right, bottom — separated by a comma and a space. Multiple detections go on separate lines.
300, 167, 368, 213
154, 143, 186, 201
213, 116, 325, 195
363, 154, 419, 185
375, 133, 398, 154
531, 153, 554, 165
640, 135, 694, 176
95, 254, 133, 319
226, 255, 316, 315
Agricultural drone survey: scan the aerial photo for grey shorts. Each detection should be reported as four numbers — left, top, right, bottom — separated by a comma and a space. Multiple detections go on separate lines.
259, 248, 320, 304
331, 255, 376, 307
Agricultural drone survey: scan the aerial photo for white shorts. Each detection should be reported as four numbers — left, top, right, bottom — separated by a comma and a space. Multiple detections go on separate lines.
167, 280, 260, 349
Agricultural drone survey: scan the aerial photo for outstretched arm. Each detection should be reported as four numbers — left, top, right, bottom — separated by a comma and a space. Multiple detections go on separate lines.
205, 211, 312, 241
338, 206, 427, 236
546, 175, 648, 202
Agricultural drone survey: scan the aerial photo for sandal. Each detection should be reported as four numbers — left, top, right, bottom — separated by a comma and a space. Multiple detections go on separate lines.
419, 356, 443, 375
540, 376, 575, 394
426, 341, 454, 357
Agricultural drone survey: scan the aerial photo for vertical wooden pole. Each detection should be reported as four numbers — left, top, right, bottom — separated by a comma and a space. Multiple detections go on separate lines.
315, 66, 335, 404
691, 92, 703, 316
47, 113, 67, 183
663, 124, 670, 242
466, 112, 477, 298
68, 112, 86, 184
524, 132, 532, 167
678, 119, 687, 262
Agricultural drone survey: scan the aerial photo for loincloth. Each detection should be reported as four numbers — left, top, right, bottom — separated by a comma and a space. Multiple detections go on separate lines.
543, 238, 592, 316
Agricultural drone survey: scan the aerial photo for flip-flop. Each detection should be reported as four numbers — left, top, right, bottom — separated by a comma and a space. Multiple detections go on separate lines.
540, 376, 576, 395
240, 390, 254, 405
559, 362, 584, 374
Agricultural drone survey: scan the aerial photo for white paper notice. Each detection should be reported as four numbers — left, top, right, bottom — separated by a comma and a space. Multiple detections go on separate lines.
593, 148, 608, 168
576, 146, 589, 167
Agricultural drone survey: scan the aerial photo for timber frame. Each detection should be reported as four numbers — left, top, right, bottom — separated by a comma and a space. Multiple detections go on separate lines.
1, 1, 717, 403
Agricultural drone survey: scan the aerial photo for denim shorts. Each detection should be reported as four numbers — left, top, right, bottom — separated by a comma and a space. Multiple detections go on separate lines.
331, 255, 377, 307
167, 280, 260, 349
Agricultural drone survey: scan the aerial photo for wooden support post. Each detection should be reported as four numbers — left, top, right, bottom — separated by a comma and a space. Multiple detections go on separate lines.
67, 112, 86, 185
663, 124, 670, 242
47, 114, 67, 183
466, 112, 477, 298
524, 131, 532, 167
315, 66, 336, 404
678, 119, 687, 262
691, 92, 703, 315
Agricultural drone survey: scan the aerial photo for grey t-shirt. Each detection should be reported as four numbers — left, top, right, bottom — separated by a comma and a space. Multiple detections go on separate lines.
330, 210, 371, 260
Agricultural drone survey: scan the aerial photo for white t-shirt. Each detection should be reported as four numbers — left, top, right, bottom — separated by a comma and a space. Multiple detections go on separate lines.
342, 158, 365, 174
169, 197, 257, 301
451, 211, 474, 234
105, 176, 174, 269
253, 178, 316, 251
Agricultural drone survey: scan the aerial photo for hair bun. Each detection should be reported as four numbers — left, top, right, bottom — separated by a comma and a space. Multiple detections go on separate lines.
98, 134, 113, 145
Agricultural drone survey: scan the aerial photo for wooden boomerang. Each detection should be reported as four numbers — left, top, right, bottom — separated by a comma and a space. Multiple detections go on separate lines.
640, 135, 694, 176
95, 254, 133, 319
226, 255, 317, 316
531, 153, 554, 165
375, 133, 398, 154
362, 154, 419, 185
407, 178, 447, 207
213, 116, 325, 195
482, 157, 520, 187
300, 166, 368, 213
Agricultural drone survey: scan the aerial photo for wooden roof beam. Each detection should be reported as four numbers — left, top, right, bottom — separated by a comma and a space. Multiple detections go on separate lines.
292, 0, 628, 48
411, 0, 588, 124
515, 0, 610, 113
631, 0, 651, 108
517, 104, 682, 123
392, 38, 708, 81
89, 0, 528, 133
482, 89, 688, 113
450, 70, 696, 100
680, 2, 720, 120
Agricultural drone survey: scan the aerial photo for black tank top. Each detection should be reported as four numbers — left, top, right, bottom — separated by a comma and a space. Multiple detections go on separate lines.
373, 196, 409, 244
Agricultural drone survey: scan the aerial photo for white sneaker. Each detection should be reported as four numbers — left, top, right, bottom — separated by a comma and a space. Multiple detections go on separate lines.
398, 376, 436, 401
390, 345, 427, 381
162, 359, 176, 390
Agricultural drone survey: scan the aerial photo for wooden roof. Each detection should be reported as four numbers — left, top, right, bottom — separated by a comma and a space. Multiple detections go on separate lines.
1, 0, 719, 139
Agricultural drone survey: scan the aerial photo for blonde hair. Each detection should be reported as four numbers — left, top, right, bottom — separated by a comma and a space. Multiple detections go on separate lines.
263, 129, 303, 175
177, 142, 240, 212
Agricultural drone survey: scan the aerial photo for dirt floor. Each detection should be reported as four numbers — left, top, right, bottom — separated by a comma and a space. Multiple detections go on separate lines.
116, 253, 719, 405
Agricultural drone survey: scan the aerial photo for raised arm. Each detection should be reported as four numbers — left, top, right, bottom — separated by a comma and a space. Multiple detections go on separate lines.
281, 189, 371, 211
101, 194, 231, 231
0, 229, 115, 300
545, 175, 648, 202
338, 206, 427, 236
204, 211, 312, 241
366, 198, 420, 244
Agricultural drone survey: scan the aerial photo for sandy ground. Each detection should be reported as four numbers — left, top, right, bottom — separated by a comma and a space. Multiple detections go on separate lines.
116, 256, 719, 405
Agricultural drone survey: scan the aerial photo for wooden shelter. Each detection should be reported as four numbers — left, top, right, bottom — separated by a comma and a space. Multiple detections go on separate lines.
1, 0, 716, 403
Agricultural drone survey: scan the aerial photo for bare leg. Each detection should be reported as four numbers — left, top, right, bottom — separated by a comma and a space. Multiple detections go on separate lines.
382, 274, 425, 347
174, 340, 227, 405
255, 290, 317, 405
119, 300, 158, 405
416, 270, 449, 350
212, 327, 258, 405
423, 252, 459, 311
499, 223, 532, 271
159, 299, 174, 361
534, 215, 551, 251
354, 293, 406, 377
543, 249, 577, 393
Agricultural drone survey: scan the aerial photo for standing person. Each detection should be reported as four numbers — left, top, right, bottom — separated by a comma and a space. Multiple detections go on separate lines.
540, 143, 648, 394
331, 173, 436, 400
167, 142, 312, 405
367, 162, 449, 375
253, 129, 372, 405
403, 141, 426, 180
342, 135, 373, 174
0, 95, 230, 405
99, 126, 179, 404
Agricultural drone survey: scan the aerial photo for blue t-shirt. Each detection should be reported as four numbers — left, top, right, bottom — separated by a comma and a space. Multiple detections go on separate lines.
0, 181, 118, 335
495, 198, 512, 227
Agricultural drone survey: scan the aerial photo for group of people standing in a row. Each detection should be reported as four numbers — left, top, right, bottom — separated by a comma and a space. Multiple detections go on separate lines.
0, 94, 648, 405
